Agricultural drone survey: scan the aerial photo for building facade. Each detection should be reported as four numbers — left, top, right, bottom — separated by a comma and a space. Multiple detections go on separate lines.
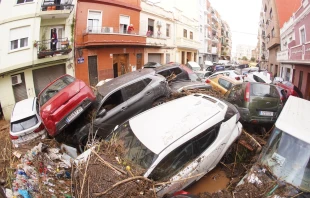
277, 0, 310, 100
259, 0, 300, 75
236, 45, 255, 61
0, 0, 76, 120
220, 20, 232, 60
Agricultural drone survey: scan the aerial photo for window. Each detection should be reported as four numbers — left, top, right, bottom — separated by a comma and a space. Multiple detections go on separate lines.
88, 11, 101, 33
271, 28, 275, 38
300, 28, 306, 44
11, 115, 38, 132
144, 78, 152, 85
148, 18, 155, 36
270, 8, 273, 19
123, 80, 147, 99
17, 0, 33, 4
227, 85, 244, 102
285, 68, 291, 81
149, 141, 194, 181
100, 90, 124, 112
120, 15, 130, 34
166, 24, 170, 37
183, 29, 187, 38
218, 78, 232, 90
298, 71, 303, 90
193, 126, 219, 154
170, 68, 182, 76
10, 26, 30, 51
190, 31, 193, 40
253, 75, 266, 83
251, 84, 279, 98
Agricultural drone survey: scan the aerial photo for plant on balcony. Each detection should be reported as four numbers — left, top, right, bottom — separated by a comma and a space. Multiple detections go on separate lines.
33, 41, 38, 48
70, 16, 75, 43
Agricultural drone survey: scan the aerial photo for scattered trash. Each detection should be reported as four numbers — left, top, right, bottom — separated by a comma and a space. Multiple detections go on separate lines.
13, 151, 22, 159
61, 144, 78, 158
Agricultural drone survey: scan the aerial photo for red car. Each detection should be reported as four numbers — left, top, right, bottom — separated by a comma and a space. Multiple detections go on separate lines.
275, 81, 303, 98
38, 74, 96, 137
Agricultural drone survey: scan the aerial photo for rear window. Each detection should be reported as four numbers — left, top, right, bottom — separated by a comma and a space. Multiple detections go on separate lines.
11, 115, 38, 132
218, 78, 232, 90
189, 73, 201, 82
251, 84, 279, 98
39, 75, 75, 106
253, 75, 266, 83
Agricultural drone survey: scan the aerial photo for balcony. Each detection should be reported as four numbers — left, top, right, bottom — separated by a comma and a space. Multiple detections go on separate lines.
146, 36, 167, 47
83, 26, 146, 46
212, 14, 218, 22
212, 47, 217, 54
39, 0, 74, 19
176, 37, 200, 50
36, 37, 72, 59
277, 50, 288, 62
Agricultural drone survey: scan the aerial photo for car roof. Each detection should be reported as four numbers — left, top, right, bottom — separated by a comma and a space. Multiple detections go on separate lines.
129, 94, 224, 154
38, 74, 73, 97
211, 74, 241, 84
275, 96, 310, 144
97, 68, 156, 96
153, 64, 181, 72
11, 97, 36, 122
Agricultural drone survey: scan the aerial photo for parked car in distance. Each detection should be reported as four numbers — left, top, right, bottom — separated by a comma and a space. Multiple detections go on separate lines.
154, 64, 190, 82
186, 61, 201, 71
275, 85, 288, 104
207, 70, 244, 82
203, 61, 213, 71
194, 71, 213, 80
238, 96, 310, 197
10, 97, 46, 146
225, 82, 283, 124
274, 81, 303, 98
235, 67, 259, 75
110, 94, 242, 197
206, 75, 242, 95
74, 69, 171, 151
180, 64, 203, 82
243, 71, 272, 84
39, 74, 96, 137
143, 62, 162, 68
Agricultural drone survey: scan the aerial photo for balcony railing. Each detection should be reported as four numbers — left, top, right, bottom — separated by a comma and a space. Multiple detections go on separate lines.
84, 26, 147, 37
36, 37, 72, 59
41, 0, 74, 12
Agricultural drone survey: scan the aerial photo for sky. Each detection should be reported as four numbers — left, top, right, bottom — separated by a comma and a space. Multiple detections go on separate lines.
209, 0, 261, 54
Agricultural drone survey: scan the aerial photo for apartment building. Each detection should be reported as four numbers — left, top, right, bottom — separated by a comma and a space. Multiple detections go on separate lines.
259, 0, 300, 76
140, 1, 176, 64
210, 7, 220, 62
0, 0, 76, 120
236, 44, 255, 60
221, 20, 232, 60
277, 0, 310, 100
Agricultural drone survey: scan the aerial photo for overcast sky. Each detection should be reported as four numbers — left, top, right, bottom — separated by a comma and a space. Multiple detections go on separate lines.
209, 0, 261, 54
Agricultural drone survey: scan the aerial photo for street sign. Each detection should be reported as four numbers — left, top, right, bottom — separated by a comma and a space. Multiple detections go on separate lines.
77, 57, 84, 64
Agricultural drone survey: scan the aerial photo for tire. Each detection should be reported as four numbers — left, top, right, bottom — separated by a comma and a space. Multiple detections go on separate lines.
152, 97, 166, 107
77, 133, 101, 153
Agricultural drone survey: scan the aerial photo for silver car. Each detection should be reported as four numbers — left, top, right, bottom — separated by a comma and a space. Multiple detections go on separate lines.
10, 97, 46, 147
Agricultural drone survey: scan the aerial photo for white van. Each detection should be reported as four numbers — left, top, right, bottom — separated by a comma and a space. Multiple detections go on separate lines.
186, 61, 201, 71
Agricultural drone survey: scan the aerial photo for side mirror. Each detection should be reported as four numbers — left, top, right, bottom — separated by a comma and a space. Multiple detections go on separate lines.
98, 109, 107, 117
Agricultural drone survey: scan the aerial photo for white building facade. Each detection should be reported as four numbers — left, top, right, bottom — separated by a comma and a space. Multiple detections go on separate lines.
236, 44, 256, 61
0, 0, 76, 120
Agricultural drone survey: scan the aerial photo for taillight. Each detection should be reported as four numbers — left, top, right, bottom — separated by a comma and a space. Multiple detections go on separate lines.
10, 134, 18, 140
206, 79, 211, 83
244, 83, 250, 102
235, 77, 240, 81
34, 123, 45, 133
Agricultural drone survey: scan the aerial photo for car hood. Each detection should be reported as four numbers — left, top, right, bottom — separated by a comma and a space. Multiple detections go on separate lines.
169, 81, 212, 92
40, 80, 83, 114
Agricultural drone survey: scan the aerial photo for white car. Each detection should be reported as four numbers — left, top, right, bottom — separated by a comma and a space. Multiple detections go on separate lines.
243, 71, 272, 84
186, 61, 201, 71
10, 97, 46, 147
112, 94, 242, 197
194, 71, 213, 80
208, 70, 244, 82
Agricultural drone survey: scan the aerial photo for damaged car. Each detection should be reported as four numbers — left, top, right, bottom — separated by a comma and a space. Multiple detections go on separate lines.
236, 96, 310, 197
74, 69, 170, 151
10, 97, 47, 147
225, 82, 283, 124
39, 74, 96, 137
110, 94, 242, 197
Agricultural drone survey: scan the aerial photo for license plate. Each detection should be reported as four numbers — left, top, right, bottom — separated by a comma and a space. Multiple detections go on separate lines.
259, 111, 273, 116
66, 107, 83, 123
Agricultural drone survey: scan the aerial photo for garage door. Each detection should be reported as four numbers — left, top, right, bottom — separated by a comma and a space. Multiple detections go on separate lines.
33, 64, 66, 96
148, 53, 161, 63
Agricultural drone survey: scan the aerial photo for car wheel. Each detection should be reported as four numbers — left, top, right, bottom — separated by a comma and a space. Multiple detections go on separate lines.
152, 97, 166, 107
77, 134, 101, 153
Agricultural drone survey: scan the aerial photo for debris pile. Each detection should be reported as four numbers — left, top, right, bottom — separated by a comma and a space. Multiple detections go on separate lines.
6, 142, 75, 198
73, 141, 156, 198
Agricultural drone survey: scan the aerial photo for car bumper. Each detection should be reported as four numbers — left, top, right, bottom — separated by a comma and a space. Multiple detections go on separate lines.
11, 129, 47, 147
55, 98, 93, 135
237, 107, 277, 124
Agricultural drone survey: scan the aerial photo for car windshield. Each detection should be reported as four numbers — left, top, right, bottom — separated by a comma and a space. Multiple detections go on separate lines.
260, 127, 310, 191
251, 84, 278, 98
11, 115, 38, 132
39, 75, 75, 106
113, 121, 158, 170
189, 73, 202, 82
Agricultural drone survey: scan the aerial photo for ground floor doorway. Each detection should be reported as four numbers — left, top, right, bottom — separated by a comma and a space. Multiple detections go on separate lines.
113, 54, 129, 78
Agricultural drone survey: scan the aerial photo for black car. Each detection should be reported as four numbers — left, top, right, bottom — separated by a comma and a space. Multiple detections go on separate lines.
153, 64, 190, 82
73, 69, 171, 151
143, 62, 162, 68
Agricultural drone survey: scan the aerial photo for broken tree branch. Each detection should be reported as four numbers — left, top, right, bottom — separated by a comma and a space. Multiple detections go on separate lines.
93, 176, 154, 196
92, 150, 126, 175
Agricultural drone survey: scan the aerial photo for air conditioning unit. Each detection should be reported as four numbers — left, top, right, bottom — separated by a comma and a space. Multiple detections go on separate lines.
103, 27, 113, 33
156, 21, 162, 27
11, 74, 22, 86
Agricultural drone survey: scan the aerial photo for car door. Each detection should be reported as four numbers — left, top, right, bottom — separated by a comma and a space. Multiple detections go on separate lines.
94, 89, 128, 137
122, 78, 154, 117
